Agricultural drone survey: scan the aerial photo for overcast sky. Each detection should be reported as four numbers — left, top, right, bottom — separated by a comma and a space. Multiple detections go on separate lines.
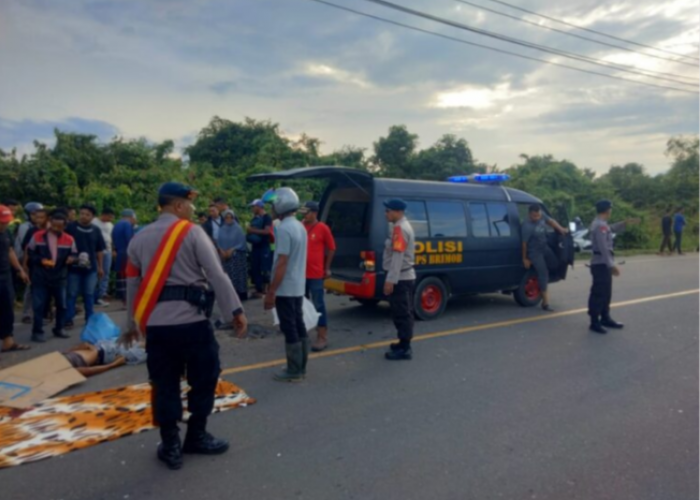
0, 0, 697, 174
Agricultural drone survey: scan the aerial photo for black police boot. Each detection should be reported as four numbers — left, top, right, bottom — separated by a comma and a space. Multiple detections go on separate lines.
157, 426, 183, 470
274, 342, 304, 382
589, 322, 608, 335
601, 317, 624, 329
385, 341, 412, 360
300, 338, 311, 377
183, 417, 229, 455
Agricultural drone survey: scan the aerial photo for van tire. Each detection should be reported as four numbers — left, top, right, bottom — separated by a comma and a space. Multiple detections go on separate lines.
357, 299, 380, 308
514, 271, 543, 307
414, 277, 448, 321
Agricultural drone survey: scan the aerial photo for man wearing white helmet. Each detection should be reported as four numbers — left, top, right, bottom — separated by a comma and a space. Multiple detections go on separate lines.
262, 187, 309, 382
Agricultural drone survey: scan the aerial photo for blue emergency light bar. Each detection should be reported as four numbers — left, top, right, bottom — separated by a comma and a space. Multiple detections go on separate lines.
447, 174, 510, 184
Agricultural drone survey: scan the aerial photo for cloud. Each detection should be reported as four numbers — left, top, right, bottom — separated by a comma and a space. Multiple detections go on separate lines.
0, 0, 695, 175
0, 117, 119, 151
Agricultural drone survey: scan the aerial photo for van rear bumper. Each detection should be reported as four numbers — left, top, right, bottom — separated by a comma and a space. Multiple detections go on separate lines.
324, 273, 377, 299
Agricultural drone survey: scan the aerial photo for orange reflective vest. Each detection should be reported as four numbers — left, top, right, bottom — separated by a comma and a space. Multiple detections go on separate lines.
130, 219, 194, 333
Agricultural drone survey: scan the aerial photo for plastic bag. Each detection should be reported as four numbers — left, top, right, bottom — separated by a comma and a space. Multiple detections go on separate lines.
272, 297, 321, 332
80, 313, 121, 345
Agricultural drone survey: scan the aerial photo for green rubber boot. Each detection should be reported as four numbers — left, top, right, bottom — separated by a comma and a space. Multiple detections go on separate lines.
274, 342, 304, 382
300, 338, 311, 377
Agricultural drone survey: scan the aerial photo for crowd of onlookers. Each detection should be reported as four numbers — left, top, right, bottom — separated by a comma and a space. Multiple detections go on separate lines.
0, 194, 336, 356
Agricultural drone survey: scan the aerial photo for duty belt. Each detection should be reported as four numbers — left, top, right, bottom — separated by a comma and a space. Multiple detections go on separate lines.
158, 285, 215, 317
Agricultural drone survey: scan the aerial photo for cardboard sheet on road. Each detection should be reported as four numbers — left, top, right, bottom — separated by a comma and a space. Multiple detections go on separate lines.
0, 353, 86, 409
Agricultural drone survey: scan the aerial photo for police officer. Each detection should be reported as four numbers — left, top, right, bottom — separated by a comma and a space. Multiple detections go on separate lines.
382, 199, 416, 361
588, 200, 628, 334
521, 204, 568, 311
125, 182, 248, 470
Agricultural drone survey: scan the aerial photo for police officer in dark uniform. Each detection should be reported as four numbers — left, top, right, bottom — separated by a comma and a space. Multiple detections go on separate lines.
588, 200, 628, 334
125, 182, 248, 470
382, 199, 416, 361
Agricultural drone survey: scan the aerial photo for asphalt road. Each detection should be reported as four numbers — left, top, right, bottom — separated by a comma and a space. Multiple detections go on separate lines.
2, 254, 698, 500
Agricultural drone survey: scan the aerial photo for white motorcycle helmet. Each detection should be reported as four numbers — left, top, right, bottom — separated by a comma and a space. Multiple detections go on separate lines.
262, 187, 300, 217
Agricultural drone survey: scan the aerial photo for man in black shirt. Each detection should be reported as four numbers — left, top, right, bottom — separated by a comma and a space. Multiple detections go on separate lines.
0, 205, 31, 354
658, 209, 673, 255
65, 204, 106, 328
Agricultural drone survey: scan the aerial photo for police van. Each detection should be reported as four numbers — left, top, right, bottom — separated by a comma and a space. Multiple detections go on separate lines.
249, 167, 574, 320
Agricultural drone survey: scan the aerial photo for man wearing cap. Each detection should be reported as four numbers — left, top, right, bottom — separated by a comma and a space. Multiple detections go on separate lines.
301, 201, 336, 351
0, 205, 31, 354
26, 210, 77, 342
124, 182, 248, 470
247, 199, 273, 298
113, 209, 137, 303
588, 200, 636, 334
202, 203, 222, 243
382, 199, 416, 361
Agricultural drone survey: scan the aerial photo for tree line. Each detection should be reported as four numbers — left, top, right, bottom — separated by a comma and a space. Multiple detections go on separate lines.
0, 116, 697, 250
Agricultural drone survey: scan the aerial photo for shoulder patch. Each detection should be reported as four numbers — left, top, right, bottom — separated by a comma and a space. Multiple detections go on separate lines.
392, 226, 407, 252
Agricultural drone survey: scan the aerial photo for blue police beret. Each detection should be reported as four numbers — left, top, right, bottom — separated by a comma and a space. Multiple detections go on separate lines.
158, 182, 197, 200
383, 199, 408, 211
596, 199, 613, 213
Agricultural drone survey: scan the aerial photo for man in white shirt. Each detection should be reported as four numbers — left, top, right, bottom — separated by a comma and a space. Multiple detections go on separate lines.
92, 208, 115, 306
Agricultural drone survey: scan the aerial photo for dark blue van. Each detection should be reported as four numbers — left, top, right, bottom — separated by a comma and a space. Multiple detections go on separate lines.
249, 167, 574, 320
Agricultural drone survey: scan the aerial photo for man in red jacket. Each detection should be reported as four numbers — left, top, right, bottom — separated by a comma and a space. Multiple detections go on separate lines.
301, 201, 336, 351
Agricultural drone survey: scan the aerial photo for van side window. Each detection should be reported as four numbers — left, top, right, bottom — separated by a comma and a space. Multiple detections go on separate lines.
404, 201, 430, 239
326, 201, 368, 237
470, 203, 490, 237
487, 203, 512, 237
427, 202, 467, 238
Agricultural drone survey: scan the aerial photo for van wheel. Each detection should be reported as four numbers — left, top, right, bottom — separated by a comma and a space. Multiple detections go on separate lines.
357, 299, 380, 308
414, 277, 448, 321
514, 271, 543, 307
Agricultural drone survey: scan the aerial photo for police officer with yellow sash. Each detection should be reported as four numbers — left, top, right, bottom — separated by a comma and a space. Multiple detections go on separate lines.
125, 182, 248, 470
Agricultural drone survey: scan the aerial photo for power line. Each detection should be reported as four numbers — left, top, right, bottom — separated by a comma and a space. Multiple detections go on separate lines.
360, 0, 699, 88
305, 0, 699, 95
454, 0, 700, 77
481, 0, 699, 63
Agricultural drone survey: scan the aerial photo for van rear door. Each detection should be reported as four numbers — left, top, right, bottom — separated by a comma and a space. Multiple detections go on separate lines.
247, 166, 375, 289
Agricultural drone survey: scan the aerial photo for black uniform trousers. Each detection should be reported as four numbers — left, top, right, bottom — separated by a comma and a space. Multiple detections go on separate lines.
588, 264, 613, 322
146, 320, 221, 429
275, 296, 308, 344
390, 280, 415, 344
0, 275, 14, 340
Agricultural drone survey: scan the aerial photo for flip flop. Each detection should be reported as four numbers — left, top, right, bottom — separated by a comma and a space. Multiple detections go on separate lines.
1, 343, 31, 353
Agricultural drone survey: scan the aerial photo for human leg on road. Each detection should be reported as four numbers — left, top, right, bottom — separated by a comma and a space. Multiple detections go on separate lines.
274, 296, 304, 382
81, 272, 97, 321
65, 272, 80, 324
306, 279, 328, 351
588, 265, 612, 334
147, 324, 187, 470
31, 284, 48, 340
51, 284, 68, 337
96, 251, 112, 303
21, 284, 32, 322
182, 321, 228, 455
387, 280, 415, 360
674, 231, 683, 254
530, 253, 552, 310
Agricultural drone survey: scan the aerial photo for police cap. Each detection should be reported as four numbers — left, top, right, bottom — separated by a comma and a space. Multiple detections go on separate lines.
383, 199, 407, 212
595, 199, 613, 213
158, 182, 197, 205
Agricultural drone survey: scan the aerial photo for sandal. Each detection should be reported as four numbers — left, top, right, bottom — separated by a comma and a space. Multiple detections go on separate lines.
1, 343, 31, 353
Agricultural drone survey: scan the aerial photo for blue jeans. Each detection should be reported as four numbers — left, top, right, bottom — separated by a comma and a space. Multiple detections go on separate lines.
66, 272, 98, 323
96, 251, 112, 301
305, 279, 328, 328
